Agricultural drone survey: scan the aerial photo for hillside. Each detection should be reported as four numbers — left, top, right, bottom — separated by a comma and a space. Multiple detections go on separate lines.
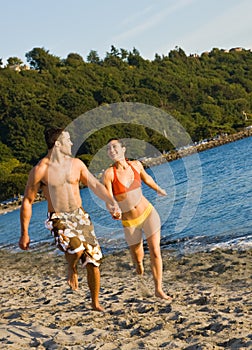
0, 46, 251, 200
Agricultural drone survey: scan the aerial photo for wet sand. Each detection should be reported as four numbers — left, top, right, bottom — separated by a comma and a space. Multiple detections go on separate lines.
0, 246, 251, 349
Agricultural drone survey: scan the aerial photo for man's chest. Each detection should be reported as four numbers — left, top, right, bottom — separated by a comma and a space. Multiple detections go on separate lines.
45, 164, 80, 187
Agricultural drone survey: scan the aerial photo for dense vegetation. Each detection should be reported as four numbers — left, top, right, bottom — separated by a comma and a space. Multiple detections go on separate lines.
0, 46, 252, 200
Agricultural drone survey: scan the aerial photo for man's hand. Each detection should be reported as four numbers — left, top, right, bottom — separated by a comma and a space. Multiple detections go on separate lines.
19, 234, 30, 250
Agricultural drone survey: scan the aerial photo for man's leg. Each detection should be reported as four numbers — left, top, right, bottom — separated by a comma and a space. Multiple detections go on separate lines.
65, 251, 83, 291
86, 263, 104, 312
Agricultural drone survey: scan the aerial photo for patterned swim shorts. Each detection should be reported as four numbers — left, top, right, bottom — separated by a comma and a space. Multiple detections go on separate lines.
45, 207, 102, 267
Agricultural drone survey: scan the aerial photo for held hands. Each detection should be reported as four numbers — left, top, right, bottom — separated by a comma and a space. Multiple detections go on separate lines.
110, 202, 122, 220
112, 209, 122, 220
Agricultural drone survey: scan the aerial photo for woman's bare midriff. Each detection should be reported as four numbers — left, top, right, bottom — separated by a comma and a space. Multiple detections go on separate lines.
115, 188, 150, 220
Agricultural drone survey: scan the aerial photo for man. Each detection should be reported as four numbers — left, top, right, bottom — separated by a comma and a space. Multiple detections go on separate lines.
19, 128, 119, 312
103, 138, 171, 300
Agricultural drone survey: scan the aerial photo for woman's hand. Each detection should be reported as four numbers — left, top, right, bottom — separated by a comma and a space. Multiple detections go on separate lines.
157, 187, 167, 196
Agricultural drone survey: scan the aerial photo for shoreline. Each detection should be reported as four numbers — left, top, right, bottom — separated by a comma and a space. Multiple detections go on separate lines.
142, 128, 252, 167
0, 195, 44, 216
1, 130, 251, 216
0, 247, 251, 349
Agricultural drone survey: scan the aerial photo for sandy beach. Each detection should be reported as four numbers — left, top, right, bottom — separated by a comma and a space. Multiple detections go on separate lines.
0, 246, 251, 349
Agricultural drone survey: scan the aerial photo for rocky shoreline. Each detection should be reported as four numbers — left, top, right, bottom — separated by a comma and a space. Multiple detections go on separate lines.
0, 193, 44, 215
142, 128, 252, 167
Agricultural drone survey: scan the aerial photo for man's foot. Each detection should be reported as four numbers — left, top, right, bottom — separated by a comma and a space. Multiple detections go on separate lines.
67, 271, 79, 291
155, 290, 173, 301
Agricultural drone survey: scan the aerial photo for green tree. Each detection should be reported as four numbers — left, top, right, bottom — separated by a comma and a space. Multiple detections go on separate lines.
0, 141, 13, 161
120, 48, 128, 61
64, 53, 84, 67
94, 87, 121, 104
127, 47, 145, 67
0, 174, 28, 200
2, 117, 46, 163
197, 103, 222, 123
25, 47, 61, 72
103, 46, 125, 68
7, 57, 23, 66
86, 50, 101, 64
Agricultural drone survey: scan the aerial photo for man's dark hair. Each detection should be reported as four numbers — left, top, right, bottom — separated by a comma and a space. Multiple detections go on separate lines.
44, 127, 64, 150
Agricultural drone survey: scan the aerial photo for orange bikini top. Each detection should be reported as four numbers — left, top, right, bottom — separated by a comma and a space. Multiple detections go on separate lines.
112, 163, 141, 196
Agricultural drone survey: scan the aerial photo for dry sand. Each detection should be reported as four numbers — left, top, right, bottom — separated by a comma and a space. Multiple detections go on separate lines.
0, 246, 251, 349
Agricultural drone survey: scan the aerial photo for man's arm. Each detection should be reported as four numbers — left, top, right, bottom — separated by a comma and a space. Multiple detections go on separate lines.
79, 160, 120, 214
102, 168, 121, 219
19, 166, 42, 250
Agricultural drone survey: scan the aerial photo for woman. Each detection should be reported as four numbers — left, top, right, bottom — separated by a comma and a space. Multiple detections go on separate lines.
103, 138, 171, 300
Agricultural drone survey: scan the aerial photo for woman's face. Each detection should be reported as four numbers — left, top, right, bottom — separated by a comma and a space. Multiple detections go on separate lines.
107, 140, 125, 161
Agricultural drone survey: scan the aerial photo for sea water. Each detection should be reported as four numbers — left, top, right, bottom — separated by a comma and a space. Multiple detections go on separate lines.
0, 136, 251, 255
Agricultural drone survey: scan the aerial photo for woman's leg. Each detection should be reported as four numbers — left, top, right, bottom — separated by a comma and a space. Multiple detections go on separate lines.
124, 226, 144, 275
144, 208, 172, 300
129, 240, 145, 275
146, 231, 171, 299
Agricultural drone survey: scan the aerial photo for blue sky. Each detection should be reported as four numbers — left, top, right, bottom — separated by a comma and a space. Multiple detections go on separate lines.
1, 0, 251, 64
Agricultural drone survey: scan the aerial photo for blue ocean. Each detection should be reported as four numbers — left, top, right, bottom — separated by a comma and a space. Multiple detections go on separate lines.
0, 137, 251, 255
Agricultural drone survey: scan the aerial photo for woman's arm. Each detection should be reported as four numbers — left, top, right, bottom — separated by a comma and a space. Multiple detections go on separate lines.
136, 161, 167, 196
79, 160, 121, 217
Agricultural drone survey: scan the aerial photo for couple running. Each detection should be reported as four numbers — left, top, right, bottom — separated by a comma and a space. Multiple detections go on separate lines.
19, 128, 171, 312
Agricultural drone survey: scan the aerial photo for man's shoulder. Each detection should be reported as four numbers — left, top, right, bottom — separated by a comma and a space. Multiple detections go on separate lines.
26, 157, 48, 183
72, 157, 87, 169
33, 157, 49, 171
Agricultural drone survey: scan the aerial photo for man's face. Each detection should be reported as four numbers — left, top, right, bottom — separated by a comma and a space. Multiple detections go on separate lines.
58, 131, 73, 156
107, 140, 125, 161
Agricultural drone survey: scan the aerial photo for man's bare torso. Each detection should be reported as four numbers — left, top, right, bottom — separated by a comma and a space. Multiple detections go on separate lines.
39, 156, 83, 212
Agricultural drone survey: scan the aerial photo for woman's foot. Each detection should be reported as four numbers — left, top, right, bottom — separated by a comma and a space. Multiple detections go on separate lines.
155, 290, 173, 301
135, 261, 144, 275
91, 302, 105, 312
